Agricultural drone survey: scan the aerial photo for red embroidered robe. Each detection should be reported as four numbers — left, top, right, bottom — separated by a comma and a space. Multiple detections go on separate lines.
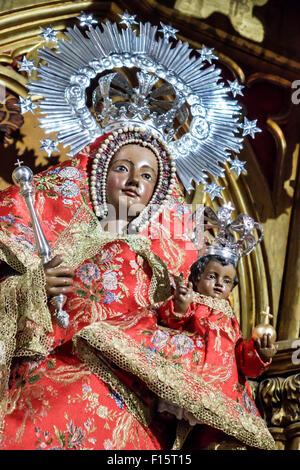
0, 135, 275, 450
0, 135, 195, 450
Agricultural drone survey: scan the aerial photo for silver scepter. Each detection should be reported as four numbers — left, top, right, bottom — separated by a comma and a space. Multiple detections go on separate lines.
12, 159, 69, 328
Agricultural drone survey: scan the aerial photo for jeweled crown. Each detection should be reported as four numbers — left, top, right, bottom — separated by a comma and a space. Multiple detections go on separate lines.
92, 71, 186, 142
191, 203, 264, 265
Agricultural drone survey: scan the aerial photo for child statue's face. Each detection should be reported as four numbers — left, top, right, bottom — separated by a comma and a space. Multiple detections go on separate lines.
106, 144, 158, 220
196, 260, 237, 300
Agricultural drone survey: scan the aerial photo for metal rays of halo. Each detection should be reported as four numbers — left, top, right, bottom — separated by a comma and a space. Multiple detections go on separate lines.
21, 12, 260, 196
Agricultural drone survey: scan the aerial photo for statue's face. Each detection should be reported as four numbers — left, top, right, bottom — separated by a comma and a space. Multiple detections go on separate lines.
106, 144, 158, 220
196, 260, 236, 300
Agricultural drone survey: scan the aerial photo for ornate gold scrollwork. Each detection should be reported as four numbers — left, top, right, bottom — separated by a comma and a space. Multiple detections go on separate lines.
257, 374, 300, 449
174, 0, 269, 43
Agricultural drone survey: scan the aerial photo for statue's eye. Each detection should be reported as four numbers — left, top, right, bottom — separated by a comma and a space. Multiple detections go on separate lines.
115, 165, 128, 172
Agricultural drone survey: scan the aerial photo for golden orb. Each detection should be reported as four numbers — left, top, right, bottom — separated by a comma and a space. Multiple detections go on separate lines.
252, 306, 277, 345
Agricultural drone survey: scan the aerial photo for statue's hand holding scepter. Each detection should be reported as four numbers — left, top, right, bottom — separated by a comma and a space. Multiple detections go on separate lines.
12, 160, 73, 328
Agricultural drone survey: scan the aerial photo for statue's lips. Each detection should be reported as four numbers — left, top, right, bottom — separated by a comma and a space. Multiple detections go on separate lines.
213, 287, 223, 295
122, 189, 139, 198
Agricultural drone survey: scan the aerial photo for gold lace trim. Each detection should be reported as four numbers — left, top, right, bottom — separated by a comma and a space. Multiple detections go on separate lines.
203, 439, 248, 450
192, 293, 236, 319
171, 420, 193, 450
0, 202, 171, 435
73, 335, 153, 429
0, 241, 52, 434
50, 203, 171, 304
74, 321, 275, 450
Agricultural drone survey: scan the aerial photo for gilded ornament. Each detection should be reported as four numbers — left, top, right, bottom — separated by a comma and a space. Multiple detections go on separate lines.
252, 306, 277, 345
174, 0, 269, 43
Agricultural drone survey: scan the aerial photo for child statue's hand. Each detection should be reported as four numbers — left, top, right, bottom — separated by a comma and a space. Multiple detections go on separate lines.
173, 273, 194, 314
254, 334, 278, 363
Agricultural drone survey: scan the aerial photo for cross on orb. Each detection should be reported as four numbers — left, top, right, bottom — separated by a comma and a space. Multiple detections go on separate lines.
261, 306, 273, 324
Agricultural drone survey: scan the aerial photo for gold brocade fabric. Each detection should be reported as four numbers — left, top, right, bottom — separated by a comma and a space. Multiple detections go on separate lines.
50, 203, 171, 305
73, 321, 275, 450
0, 202, 171, 433
0, 204, 275, 449
192, 292, 236, 319
0, 155, 274, 449
0, 233, 52, 432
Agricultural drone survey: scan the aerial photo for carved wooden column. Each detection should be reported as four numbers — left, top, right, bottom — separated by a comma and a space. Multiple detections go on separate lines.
256, 370, 300, 450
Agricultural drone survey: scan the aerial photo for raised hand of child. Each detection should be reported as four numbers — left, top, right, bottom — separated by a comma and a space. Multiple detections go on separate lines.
255, 334, 278, 363
174, 273, 194, 314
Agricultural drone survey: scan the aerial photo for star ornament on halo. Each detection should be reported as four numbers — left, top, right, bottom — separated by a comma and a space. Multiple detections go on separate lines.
17, 56, 36, 75
40, 138, 59, 157
39, 26, 58, 43
204, 181, 225, 200
77, 12, 98, 29
17, 97, 38, 114
241, 117, 262, 139
223, 201, 235, 213
228, 158, 247, 177
159, 23, 178, 41
119, 11, 138, 28
227, 79, 244, 98
197, 45, 218, 64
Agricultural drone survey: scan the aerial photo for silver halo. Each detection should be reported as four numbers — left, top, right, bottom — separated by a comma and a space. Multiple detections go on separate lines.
25, 16, 258, 194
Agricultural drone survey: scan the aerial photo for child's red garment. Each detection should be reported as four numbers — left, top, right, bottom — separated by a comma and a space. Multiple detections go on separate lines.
82, 292, 275, 450
158, 293, 271, 423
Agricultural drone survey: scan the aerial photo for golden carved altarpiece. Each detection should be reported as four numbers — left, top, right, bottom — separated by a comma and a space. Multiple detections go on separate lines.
175, 0, 269, 42
0, 0, 299, 449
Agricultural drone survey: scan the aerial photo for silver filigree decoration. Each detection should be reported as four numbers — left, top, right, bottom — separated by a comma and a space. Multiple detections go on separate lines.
197, 45, 218, 64
228, 79, 244, 97
17, 97, 38, 114
204, 181, 225, 200
17, 56, 36, 75
39, 26, 58, 43
195, 204, 264, 263
119, 11, 138, 28
26, 14, 261, 193
40, 138, 59, 157
77, 12, 98, 29
241, 117, 262, 138
159, 22, 178, 40
228, 158, 247, 176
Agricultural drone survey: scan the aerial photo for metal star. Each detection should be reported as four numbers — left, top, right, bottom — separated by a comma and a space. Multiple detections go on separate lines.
119, 11, 138, 28
223, 201, 235, 212
197, 46, 218, 64
241, 117, 262, 139
39, 26, 58, 43
40, 138, 59, 157
204, 181, 225, 200
228, 158, 247, 176
17, 97, 38, 114
159, 22, 178, 41
17, 56, 36, 75
77, 12, 98, 29
227, 79, 244, 97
